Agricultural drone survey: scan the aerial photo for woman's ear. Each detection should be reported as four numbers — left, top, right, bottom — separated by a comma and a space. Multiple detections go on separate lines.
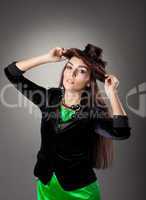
86, 82, 90, 87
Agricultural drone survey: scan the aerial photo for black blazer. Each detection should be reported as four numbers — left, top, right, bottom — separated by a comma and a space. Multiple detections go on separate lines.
4, 61, 131, 191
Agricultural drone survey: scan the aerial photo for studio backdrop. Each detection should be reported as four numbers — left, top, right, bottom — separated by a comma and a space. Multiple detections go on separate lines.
0, 0, 145, 199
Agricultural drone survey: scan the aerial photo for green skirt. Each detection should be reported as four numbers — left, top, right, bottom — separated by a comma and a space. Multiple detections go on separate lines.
36, 172, 101, 200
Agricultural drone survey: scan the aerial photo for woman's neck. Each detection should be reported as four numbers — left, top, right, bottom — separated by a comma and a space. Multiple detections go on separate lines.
63, 90, 82, 107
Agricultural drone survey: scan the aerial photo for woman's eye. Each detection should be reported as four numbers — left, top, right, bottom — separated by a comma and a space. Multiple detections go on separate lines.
80, 69, 87, 74
66, 65, 72, 70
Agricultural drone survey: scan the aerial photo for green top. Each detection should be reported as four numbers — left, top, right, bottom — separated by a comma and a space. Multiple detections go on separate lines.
59, 104, 76, 123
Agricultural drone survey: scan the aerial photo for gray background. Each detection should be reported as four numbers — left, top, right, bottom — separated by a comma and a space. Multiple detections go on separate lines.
0, 0, 145, 199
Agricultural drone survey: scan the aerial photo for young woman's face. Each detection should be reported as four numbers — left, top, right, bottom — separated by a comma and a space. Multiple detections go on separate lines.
63, 56, 91, 92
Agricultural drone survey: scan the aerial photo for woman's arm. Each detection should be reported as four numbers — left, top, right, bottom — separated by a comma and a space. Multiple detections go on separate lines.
94, 111, 131, 140
4, 47, 67, 110
108, 90, 127, 116
94, 74, 131, 140
104, 74, 127, 116
15, 53, 52, 71
4, 61, 48, 110
15, 47, 67, 71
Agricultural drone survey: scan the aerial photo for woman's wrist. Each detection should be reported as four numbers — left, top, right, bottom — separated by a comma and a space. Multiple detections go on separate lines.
106, 89, 118, 100
42, 53, 54, 63
108, 90, 127, 116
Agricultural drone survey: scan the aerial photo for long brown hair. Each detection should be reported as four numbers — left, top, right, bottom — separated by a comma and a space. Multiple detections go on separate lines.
59, 44, 114, 169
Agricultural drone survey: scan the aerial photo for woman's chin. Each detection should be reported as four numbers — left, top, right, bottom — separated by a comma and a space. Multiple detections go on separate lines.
64, 85, 74, 90
64, 83, 74, 89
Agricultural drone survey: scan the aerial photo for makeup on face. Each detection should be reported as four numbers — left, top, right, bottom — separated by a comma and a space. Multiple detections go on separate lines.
64, 61, 90, 78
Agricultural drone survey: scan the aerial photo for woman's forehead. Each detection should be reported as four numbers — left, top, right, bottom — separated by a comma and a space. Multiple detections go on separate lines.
67, 57, 89, 70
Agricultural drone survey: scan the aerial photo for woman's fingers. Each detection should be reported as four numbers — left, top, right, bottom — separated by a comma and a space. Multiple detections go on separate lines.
105, 74, 119, 88
62, 48, 68, 53
60, 48, 68, 60
57, 47, 67, 57
57, 48, 63, 57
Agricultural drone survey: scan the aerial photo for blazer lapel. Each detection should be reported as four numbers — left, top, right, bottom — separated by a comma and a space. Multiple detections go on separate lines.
46, 87, 91, 134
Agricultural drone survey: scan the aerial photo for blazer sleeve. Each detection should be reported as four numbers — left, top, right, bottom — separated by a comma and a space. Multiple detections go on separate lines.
93, 106, 132, 140
4, 61, 48, 110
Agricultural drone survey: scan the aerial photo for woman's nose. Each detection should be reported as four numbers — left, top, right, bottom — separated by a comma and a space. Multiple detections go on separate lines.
71, 70, 77, 77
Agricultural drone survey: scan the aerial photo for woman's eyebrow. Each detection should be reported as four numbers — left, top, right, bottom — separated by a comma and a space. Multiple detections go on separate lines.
67, 61, 89, 70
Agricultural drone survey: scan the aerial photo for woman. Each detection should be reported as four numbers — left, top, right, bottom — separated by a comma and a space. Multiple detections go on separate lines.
4, 44, 131, 200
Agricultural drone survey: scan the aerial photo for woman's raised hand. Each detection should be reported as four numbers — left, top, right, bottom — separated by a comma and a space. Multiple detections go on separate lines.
46, 47, 68, 63
104, 74, 120, 98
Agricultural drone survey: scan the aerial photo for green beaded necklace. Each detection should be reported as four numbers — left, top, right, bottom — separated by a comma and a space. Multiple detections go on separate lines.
59, 98, 81, 123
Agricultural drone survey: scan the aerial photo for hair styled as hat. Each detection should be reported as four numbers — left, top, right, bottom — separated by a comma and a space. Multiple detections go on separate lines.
62, 43, 107, 82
